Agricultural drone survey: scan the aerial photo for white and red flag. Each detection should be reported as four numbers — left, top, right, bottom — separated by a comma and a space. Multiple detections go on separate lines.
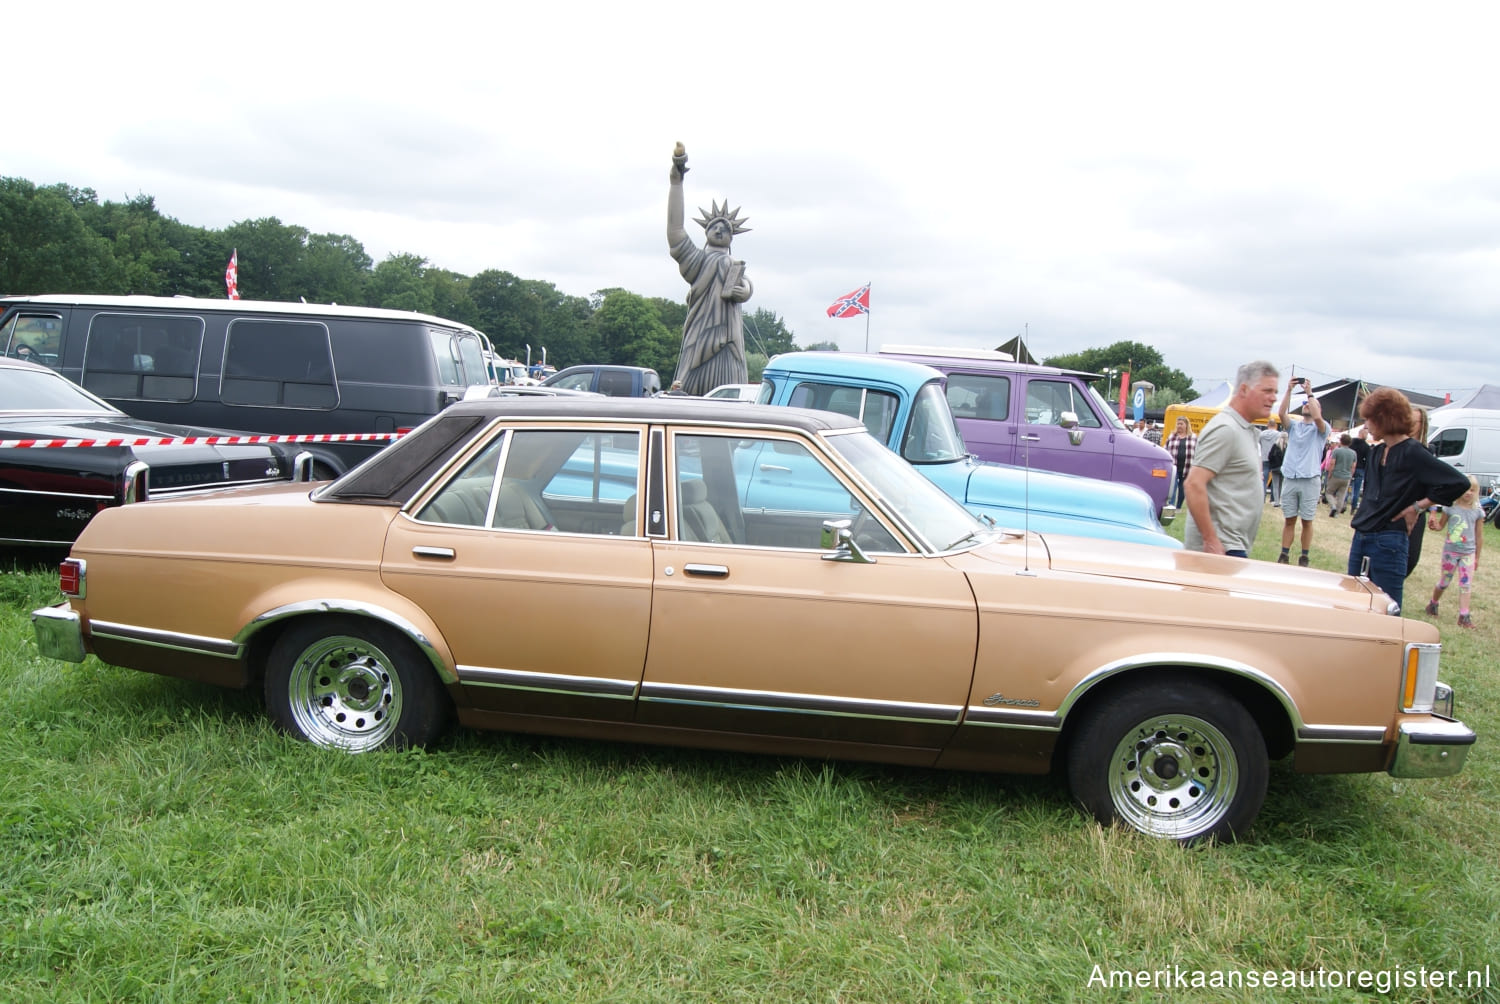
225, 249, 240, 300
826, 283, 870, 318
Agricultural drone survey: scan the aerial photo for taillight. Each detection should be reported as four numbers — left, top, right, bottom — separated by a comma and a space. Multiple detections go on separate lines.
59, 558, 86, 599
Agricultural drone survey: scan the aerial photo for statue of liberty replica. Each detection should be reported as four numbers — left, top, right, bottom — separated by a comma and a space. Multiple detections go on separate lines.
667, 142, 753, 395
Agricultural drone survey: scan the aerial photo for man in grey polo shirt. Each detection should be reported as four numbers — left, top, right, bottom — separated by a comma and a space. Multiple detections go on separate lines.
1275, 376, 1330, 566
1184, 360, 1281, 556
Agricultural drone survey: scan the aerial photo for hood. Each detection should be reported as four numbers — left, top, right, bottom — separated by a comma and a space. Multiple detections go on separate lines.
953, 456, 1162, 528
975, 531, 1384, 614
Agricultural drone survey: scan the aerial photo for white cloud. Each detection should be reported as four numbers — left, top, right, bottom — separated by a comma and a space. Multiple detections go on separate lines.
6, 0, 1499, 395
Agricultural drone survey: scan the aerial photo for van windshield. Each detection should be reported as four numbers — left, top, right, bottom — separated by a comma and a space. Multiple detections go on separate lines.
1088, 385, 1127, 430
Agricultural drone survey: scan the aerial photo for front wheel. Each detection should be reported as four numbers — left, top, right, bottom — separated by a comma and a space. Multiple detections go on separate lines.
1066, 679, 1268, 843
265, 617, 450, 752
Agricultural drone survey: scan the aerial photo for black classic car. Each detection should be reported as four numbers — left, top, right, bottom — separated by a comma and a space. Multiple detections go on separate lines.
1, 357, 296, 547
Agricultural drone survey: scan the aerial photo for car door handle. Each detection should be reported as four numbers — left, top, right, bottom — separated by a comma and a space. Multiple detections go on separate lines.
684, 563, 729, 578
759, 464, 792, 473
412, 546, 456, 560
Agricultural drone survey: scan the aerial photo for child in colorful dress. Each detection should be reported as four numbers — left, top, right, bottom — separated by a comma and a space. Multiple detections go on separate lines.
1425, 476, 1484, 629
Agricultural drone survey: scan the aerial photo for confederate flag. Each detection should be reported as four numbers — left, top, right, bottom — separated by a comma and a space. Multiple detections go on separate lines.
826, 283, 870, 318
225, 249, 240, 300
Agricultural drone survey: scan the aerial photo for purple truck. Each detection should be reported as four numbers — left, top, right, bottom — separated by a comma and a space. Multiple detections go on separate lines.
880, 346, 1176, 518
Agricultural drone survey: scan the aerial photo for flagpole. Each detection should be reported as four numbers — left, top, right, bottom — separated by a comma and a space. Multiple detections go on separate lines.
864, 282, 871, 352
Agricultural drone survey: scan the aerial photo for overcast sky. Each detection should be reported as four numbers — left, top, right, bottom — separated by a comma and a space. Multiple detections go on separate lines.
8, 1, 1498, 396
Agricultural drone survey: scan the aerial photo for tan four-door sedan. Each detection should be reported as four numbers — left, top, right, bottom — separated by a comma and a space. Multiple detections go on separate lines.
32, 397, 1474, 843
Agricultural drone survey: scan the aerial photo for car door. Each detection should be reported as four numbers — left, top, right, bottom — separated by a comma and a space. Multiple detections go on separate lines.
637, 429, 979, 760
380, 424, 652, 722
945, 371, 1017, 465
1017, 376, 1115, 479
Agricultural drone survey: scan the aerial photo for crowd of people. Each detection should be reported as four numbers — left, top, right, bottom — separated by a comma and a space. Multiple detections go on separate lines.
1179, 360, 1477, 624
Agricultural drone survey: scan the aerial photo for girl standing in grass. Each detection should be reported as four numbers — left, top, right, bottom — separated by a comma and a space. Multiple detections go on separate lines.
1426, 476, 1484, 629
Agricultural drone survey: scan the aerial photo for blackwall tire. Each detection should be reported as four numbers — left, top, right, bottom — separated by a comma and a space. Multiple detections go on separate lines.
1066, 679, 1268, 843
265, 617, 449, 752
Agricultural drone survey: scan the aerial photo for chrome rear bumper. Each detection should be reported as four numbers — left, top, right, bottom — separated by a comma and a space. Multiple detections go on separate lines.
32, 603, 87, 663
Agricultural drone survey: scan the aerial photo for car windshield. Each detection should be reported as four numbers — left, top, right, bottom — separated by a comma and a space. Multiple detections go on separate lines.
1, 364, 117, 413
824, 429, 989, 551
900, 381, 967, 463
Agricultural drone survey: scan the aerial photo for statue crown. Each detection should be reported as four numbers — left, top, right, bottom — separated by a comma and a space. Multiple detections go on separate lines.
694, 200, 751, 236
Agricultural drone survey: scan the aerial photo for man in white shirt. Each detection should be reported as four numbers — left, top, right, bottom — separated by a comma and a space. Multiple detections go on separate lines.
1275, 377, 1330, 566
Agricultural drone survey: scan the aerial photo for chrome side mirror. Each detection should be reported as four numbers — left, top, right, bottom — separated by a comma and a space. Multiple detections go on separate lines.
1059, 411, 1085, 446
820, 519, 876, 564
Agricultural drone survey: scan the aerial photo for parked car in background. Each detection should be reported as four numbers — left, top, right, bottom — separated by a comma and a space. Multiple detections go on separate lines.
760, 352, 1177, 548
880, 346, 1177, 519
703, 383, 762, 401
0, 357, 295, 547
540, 365, 662, 397
0, 294, 496, 478
32, 396, 1473, 843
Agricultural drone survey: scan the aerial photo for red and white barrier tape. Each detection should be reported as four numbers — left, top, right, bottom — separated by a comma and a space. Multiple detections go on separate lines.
0, 432, 405, 449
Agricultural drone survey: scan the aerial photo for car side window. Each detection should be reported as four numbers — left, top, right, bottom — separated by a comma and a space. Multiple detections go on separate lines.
597, 370, 634, 396
674, 433, 901, 551
1025, 379, 1102, 429
417, 429, 641, 535
946, 373, 1011, 420
3, 313, 64, 367
786, 382, 900, 443
551, 371, 595, 392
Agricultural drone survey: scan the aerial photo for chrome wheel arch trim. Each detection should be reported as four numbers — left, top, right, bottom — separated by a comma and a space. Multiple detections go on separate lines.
236, 599, 456, 685
1050, 652, 1309, 735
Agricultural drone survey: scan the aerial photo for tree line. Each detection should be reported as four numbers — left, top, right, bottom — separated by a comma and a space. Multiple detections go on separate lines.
0, 177, 811, 377
1, 177, 1194, 399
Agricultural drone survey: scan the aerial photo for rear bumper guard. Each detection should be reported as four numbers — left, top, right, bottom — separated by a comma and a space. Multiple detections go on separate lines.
31, 603, 87, 663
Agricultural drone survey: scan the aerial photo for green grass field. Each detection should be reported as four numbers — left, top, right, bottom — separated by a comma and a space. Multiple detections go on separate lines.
2, 505, 1497, 1002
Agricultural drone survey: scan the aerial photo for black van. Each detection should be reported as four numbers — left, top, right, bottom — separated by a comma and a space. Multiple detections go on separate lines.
0, 295, 497, 476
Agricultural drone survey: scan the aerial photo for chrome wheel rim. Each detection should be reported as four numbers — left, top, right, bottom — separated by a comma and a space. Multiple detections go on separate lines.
1107, 712, 1239, 839
286, 634, 402, 751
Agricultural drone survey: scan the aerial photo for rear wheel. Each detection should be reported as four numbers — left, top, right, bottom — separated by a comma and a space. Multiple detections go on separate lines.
1066, 679, 1268, 843
265, 617, 449, 751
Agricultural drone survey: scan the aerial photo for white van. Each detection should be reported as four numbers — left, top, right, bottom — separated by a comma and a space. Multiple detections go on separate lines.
1427, 407, 1500, 492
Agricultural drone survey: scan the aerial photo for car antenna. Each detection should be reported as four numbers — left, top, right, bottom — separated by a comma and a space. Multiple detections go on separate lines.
1019, 429, 1039, 576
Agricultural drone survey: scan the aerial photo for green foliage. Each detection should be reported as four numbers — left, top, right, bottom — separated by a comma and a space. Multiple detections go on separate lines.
592, 289, 678, 374
743, 308, 797, 358
1045, 340, 1195, 399
0, 179, 120, 293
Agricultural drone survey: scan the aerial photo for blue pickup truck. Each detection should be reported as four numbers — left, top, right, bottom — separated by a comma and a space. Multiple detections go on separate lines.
758, 352, 1178, 549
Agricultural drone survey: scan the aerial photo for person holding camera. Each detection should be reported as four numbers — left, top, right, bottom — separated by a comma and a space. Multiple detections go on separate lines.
1276, 375, 1329, 566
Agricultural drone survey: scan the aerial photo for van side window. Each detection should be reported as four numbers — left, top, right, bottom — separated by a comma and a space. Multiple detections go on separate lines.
946, 374, 1010, 420
222, 319, 337, 410
83, 313, 205, 402
1430, 428, 1467, 458
1025, 379, 1102, 429
3, 313, 64, 368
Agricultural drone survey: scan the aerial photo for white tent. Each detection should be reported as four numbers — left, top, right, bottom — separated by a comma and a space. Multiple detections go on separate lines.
1433, 384, 1500, 412
1187, 382, 1232, 408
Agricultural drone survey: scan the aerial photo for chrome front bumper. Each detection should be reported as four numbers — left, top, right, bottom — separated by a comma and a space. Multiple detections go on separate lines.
32, 603, 87, 663
1389, 716, 1476, 778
